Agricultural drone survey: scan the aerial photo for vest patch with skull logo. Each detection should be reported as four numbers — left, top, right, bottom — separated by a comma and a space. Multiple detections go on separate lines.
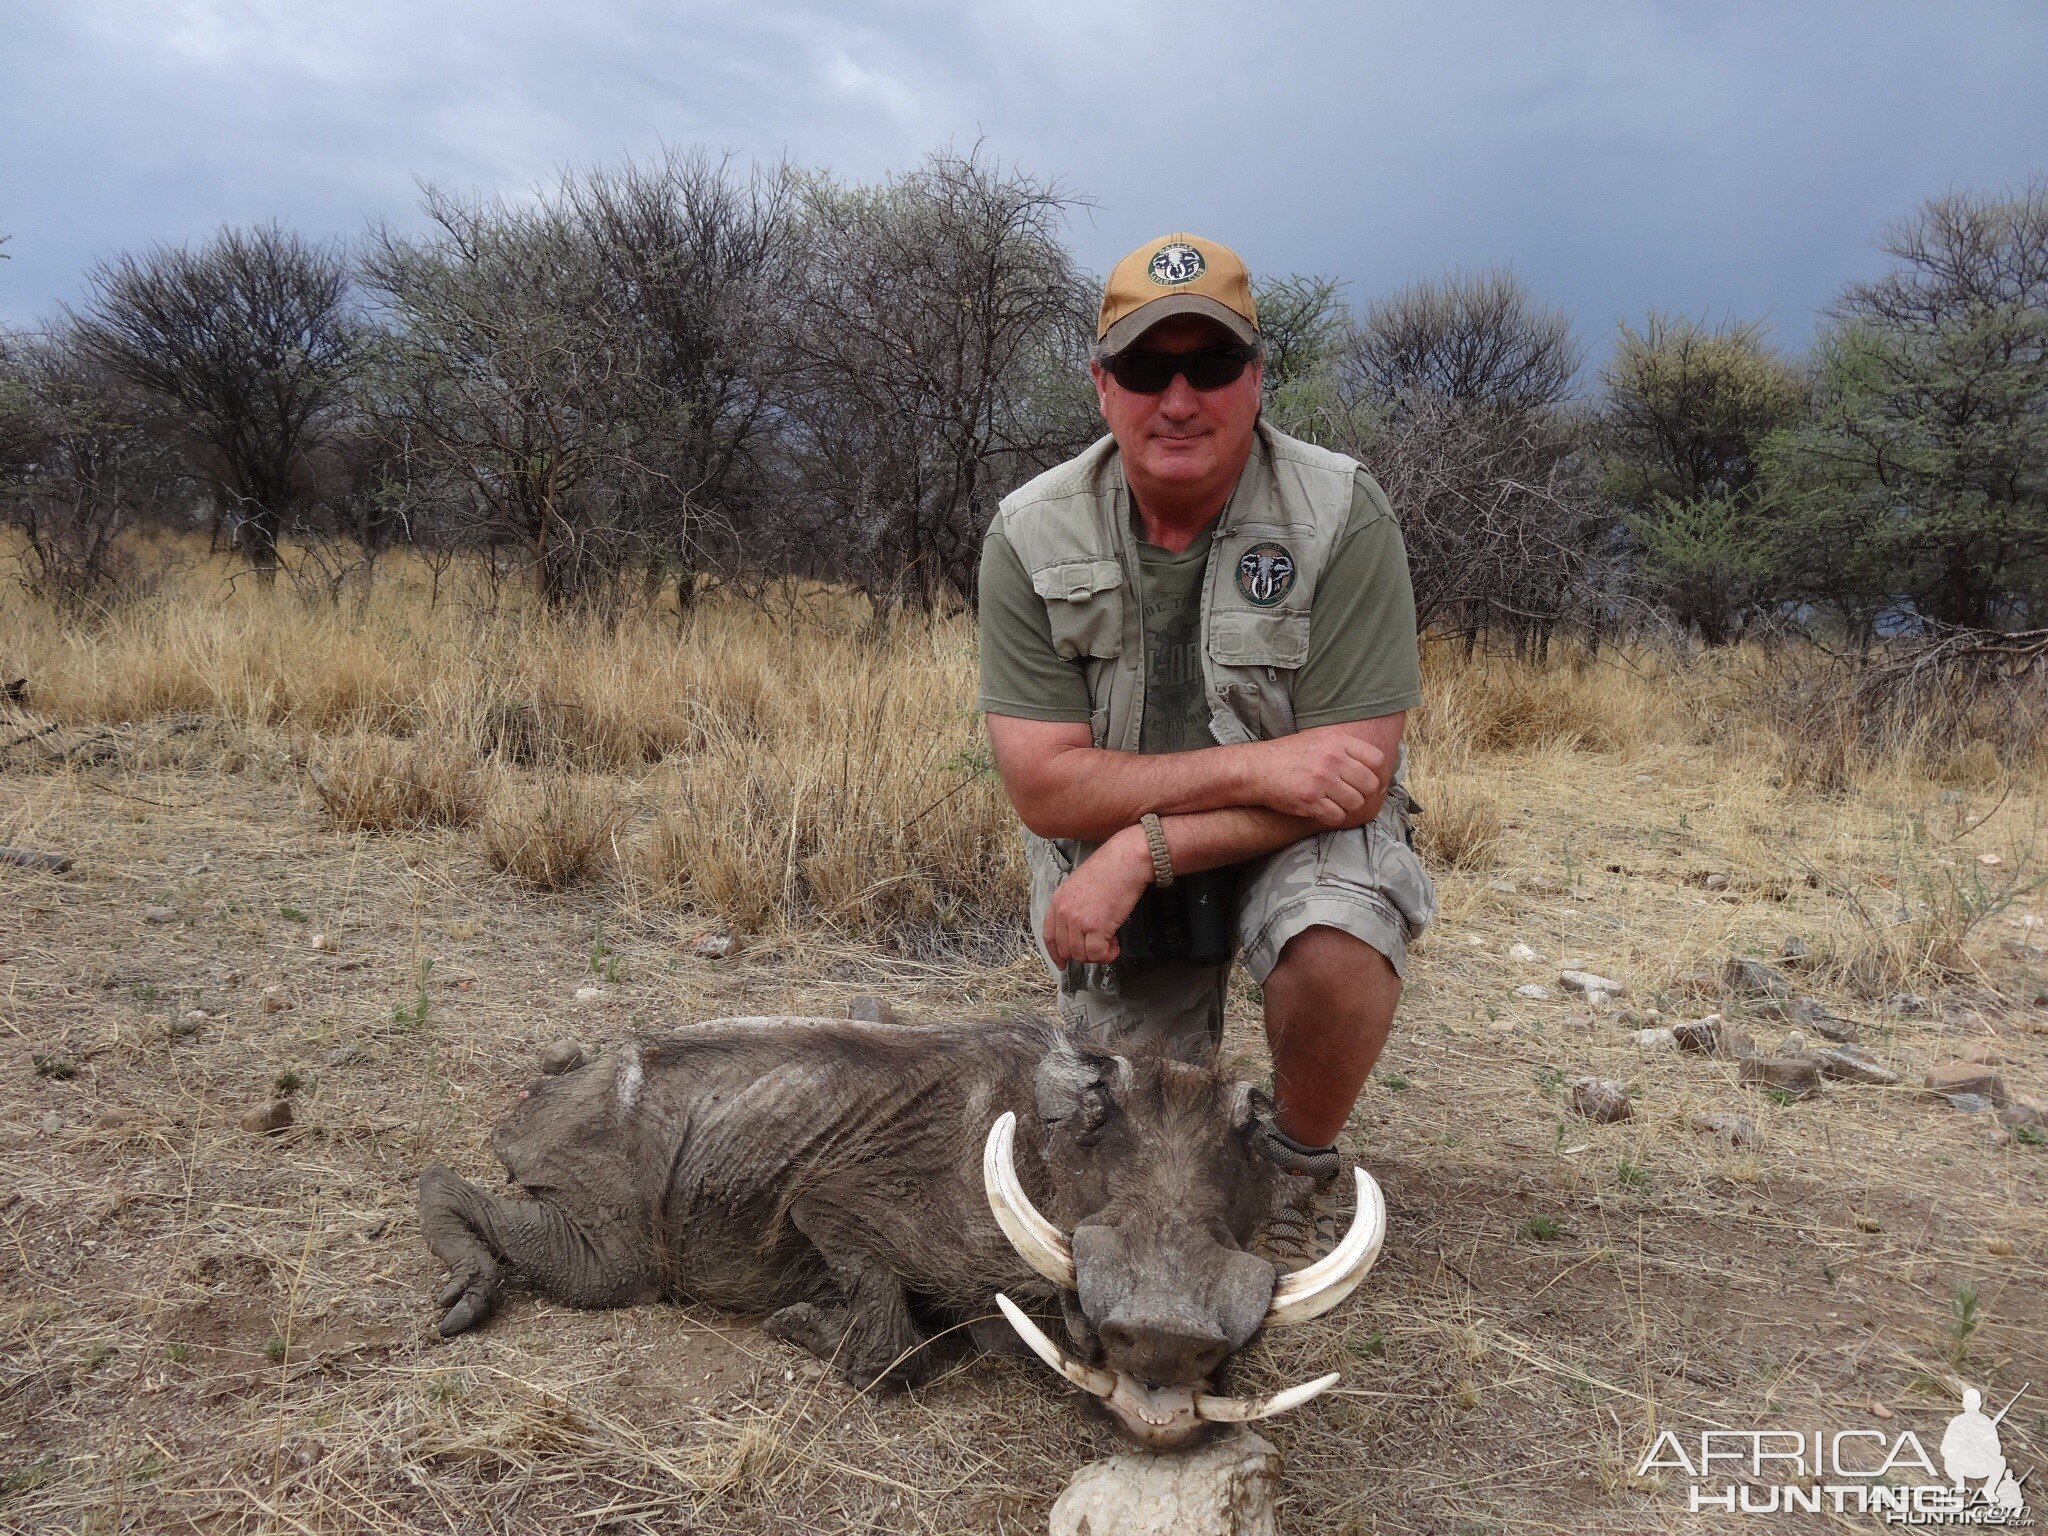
1235, 542, 1297, 607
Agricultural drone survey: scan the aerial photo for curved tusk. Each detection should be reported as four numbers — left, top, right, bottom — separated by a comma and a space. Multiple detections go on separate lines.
1195, 1371, 1342, 1422
994, 1293, 1115, 1398
1263, 1166, 1388, 1327
983, 1111, 1077, 1290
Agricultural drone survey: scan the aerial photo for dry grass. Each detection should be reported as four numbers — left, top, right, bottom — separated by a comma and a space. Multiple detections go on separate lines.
1410, 770, 1506, 871
481, 776, 628, 891
3, 536, 2046, 1534
309, 735, 484, 833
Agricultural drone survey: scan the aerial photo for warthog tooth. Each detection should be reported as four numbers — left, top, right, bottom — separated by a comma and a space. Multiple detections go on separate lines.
993, 1293, 1115, 1397
1194, 1371, 1342, 1422
1263, 1166, 1387, 1328
983, 1112, 1077, 1290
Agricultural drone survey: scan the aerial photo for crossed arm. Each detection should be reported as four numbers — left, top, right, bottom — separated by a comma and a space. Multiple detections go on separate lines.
985, 711, 1406, 966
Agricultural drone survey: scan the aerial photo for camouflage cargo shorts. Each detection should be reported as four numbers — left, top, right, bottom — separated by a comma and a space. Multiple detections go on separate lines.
1024, 785, 1438, 1062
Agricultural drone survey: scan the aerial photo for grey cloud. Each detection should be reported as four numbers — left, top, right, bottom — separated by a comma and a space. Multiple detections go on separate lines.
3, 0, 2044, 366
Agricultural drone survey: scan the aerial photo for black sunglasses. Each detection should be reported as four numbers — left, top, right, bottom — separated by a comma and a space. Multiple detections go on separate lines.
1100, 343, 1258, 394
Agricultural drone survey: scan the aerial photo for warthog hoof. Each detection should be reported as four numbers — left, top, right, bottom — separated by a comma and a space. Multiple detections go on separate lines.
435, 1265, 504, 1337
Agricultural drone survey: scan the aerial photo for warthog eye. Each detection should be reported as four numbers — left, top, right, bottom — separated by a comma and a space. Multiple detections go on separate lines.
1074, 1084, 1118, 1144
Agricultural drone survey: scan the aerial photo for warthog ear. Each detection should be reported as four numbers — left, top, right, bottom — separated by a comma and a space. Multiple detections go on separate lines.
1035, 1036, 1132, 1125
1227, 1080, 1269, 1132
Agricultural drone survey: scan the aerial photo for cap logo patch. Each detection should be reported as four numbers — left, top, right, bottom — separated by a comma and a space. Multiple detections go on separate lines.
1235, 542, 1296, 607
1147, 243, 1206, 286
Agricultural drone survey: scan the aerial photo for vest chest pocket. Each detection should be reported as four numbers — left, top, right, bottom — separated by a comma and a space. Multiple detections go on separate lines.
1030, 559, 1125, 661
1207, 608, 1311, 741
1207, 609, 1310, 669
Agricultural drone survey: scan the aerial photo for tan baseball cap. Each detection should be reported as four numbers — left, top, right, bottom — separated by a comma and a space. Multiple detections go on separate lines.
1097, 233, 1260, 353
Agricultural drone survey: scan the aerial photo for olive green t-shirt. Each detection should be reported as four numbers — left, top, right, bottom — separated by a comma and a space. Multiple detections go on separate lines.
976, 470, 1423, 749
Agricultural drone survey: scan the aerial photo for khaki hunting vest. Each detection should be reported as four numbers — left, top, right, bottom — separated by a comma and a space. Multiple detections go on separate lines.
997, 421, 1359, 752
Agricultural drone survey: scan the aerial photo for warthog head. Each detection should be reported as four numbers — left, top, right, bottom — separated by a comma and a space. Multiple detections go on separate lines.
985, 1040, 1385, 1450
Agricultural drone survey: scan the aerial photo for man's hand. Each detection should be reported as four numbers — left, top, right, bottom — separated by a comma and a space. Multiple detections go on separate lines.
1251, 723, 1388, 828
1042, 827, 1154, 968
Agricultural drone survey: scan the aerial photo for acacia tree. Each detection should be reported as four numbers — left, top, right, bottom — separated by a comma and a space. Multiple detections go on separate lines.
781, 148, 1095, 612
0, 330, 176, 606
362, 191, 660, 609
66, 223, 360, 571
1326, 271, 1601, 651
1599, 315, 1806, 644
562, 149, 803, 607
1770, 182, 2048, 633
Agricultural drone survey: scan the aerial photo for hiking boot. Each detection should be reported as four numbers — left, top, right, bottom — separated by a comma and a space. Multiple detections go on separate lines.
1251, 1118, 1350, 1273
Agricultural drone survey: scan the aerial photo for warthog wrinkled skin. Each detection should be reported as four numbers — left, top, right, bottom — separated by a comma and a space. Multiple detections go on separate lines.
419, 1016, 1280, 1438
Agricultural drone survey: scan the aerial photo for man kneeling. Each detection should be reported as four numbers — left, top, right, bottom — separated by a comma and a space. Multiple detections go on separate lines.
977, 232, 1437, 1266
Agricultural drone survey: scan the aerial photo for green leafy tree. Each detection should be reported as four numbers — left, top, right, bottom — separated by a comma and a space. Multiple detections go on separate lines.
1768, 182, 2048, 633
1598, 314, 1805, 643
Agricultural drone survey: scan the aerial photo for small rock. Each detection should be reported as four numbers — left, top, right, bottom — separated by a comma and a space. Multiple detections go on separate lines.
1689, 1111, 1757, 1148
40, 1111, 63, 1136
1050, 1428, 1280, 1536
309, 933, 330, 952
1977, 853, 2004, 868
1673, 1015, 1753, 1059
1723, 957, 1794, 1000
847, 996, 900, 1025
1994, 1099, 2046, 1134
1634, 773, 1658, 785
1485, 879, 1517, 895
143, 906, 174, 925
538, 1040, 588, 1076
1514, 984, 1552, 1002
1569, 1077, 1633, 1123
1938, 1092, 1998, 1114
694, 933, 735, 960
240, 1100, 293, 1135
1560, 970, 1624, 996
1790, 996, 1859, 1043
1922, 1065, 2007, 1104
1812, 1045, 1898, 1087
1704, 873, 1731, 892
1508, 943, 1542, 964
1632, 1028, 1678, 1052
573, 986, 604, 1003
1739, 1056, 1823, 1099
185, 1008, 209, 1023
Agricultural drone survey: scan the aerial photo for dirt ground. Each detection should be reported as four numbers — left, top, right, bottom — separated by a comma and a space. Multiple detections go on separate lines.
3, 729, 2046, 1534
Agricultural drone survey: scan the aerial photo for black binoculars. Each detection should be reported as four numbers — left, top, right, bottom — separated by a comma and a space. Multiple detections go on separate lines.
1064, 865, 1240, 993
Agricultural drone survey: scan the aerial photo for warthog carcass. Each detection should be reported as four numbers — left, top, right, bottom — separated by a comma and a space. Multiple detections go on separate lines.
419, 1015, 1384, 1448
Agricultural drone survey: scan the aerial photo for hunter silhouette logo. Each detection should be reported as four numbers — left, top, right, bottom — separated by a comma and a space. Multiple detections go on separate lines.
1236, 543, 1296, 607
1147, 242, 1205, 285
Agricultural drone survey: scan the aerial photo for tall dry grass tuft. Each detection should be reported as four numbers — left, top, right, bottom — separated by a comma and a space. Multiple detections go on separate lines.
308, 736, 483, 832
637, 628, 1026, 950
1411, 772, 1506, 871
1415, 647, 1689, 763
480, 776, 627, 891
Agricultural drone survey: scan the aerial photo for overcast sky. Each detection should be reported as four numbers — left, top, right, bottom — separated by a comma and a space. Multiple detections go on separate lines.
5, 0, 2044, 365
